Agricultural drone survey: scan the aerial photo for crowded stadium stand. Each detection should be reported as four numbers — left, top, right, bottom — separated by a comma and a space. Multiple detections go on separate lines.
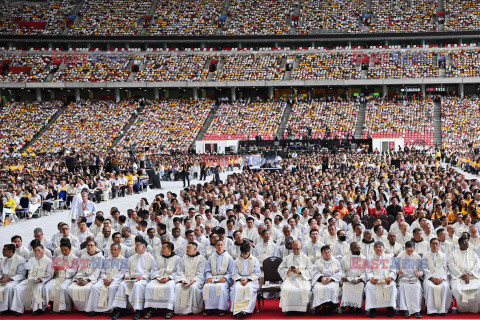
441, 96, 480, 148
213, 53, 286, 81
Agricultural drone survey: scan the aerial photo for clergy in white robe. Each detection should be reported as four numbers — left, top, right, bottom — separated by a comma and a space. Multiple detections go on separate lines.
275, 236, 293, 259
85, 244, 127, 315
144, 242, 180, 318
448, 236, 480, 313
0, 244, 26, 313
253, 229, 276, 265
67, 239, 103, 312
11, 244, 53, 316
311, 245, 342, 314
360, 230, 376, 259
385, 233, 403, 257
340, 242, 367, 311
230, 243, 261, 317
95, 227, 113, 253
11, 236, 29, 260
174, 242, 206, 315
112, 239, 157, 320
278, 240, 313, 314
302, 229, 324, 263
364, 241, 397, 317
330, 230, 350, 260
203, 239, 234, 316
436, 229, 454, 256
411, 228, 429, 257
396, 241, 423, 317
423, 238, 452, 316
228, 231, 245, 260
55, 224, 80, 249
43, 242, 77, 313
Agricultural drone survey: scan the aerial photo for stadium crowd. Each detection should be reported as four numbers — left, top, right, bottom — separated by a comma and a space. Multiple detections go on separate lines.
213, 54, 285, 81
445, 0, 480, 31
1, 150, 480, 320
367, 51, 438, 79
447, 49, 480, 78
441, 96, 480, 149
120, 99, 214, 152
285, 99, 358, 139
291, 52, 361, 80
0, 53, 52, 82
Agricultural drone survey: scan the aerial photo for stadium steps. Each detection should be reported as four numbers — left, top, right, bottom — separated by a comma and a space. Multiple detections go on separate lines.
365, 0, 373, 12
208, 57, 226, 80
64, 0, 86, 34
126, 58, 138, 81
194, 103, 220, 142
216, 0, 231, 35
141, 0, 160, 35
111, 102, 146, 148
276, 102, 293, 139
354, 102, 367, 139
434, 100, 442, 147
19, 105, 66, 153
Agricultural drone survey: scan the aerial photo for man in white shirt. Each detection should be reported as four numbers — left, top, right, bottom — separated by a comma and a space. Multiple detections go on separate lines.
0, 244, 27, 314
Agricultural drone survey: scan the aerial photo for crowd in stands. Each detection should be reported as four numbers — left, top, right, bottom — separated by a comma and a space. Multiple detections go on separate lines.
120, 99, 214, 152
285, 99, 358, 139
297, 0, 365, 34
204, 100, 286, 140
31, 100, 139, 154
447, 49, 480, 78
213, 54, 285, 81
51, 54, 132, 82
370, 0, 438, 33
0, 53, 51, 82
225, 0, 294, 35
445, 0, 480, 31
134, 54, 210, 82
69, 0, 152, 35
441, 96, 480, 149
291, 52, 361, 80
0, 0, 75, 35
367, 51, 438, 79
146, 0, 223, 35
364, 98, 434, 145
0, 101, 62, 153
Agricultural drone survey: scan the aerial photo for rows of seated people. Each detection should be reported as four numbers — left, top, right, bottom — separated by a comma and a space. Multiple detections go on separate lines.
120, 99, 214, 151
68, 0, 152, 36
146, 0, 223, 35
0, 101, 62, 153
134, 54, 211, 82
285, 99, 358, 139
445, 0, 480, 31
30, 100, 139, 154
291, 52, 361, 80
363, 98, 435, 145
204, 100, 286, 140
213, 54, 286, 81
2, 152, 480, 319
297, 0, 365, 34
446, 49, 480, 78
225, 0, 294, 35
441, 96, 480, 148
367, 51, 439, 79
0, 53, 52, 82
0, 0, 75, 35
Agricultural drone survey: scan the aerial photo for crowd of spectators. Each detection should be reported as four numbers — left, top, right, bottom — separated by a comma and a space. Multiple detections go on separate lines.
285, 99, 358, 139
69, 0, 152, 35
447, 49, 480, 78
445, 0, 480, 31
146, 0, 223, 35
225, 0, 294, 35
441, 96, 480, 148
291, 52, 361, 80
297, 0, 365, 34
364, 98, 435, 145
31, 100, 139, 154
213, 54, 285, 81
367, 51, 438, 79
51, 54, 132, 82
0, 0, 75, 35
134, 54, 211, 82
0, 101, 62, 153
120, 99, 213, 152
370, 0, 438, 33
204, 99, 286, 140
0, 53, 51, 82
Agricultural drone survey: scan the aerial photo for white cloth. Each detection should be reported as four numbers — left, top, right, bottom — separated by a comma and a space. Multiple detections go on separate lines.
364, 253, 397, 311
448, 248, 480, 313
423, 251, 452, 314
278, 252, 313, 312
145, 255, 180, 310
340, 253, 366, 308
230, 254, 261, 315
0, 254, 26, 312
203, 251, 234, 311
311, 256, 342, 308
397, 251, 423, 314
174, 254, 206, 315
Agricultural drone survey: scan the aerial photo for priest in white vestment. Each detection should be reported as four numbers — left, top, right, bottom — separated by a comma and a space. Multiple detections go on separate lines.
360, 230, 376, 259
112, 239, 157, 320
311, 245, 342, 314
230, 243, 261, 317
253, 229, 276, 265
278, 240, 313, 315
385, 232, 403, 257
397, 241, 423, 318
330, 230, 350, 260
174, 242, 206, 315
364, 241, 397, 317
340, 242, 367, 312
0, 244, 26, 314
448, 236, 480, 313
144, 242, 180, 319
202, 239, 234, 316
423, 238, 452, 316
44, 241, 77, 313
85, 243, 127, 315
67, 239, 103, 312
11, 244, 53, 316
302, 229, 324, 263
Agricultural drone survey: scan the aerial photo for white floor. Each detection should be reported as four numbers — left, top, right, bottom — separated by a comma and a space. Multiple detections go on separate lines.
0, 172, 233, 245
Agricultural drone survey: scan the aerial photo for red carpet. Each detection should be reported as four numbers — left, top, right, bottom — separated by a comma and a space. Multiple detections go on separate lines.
1, 300, 478, 320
